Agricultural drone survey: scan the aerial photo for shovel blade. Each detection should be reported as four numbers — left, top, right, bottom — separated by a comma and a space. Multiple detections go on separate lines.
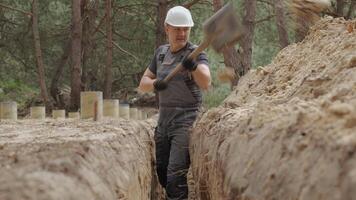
203, 2, 244, 52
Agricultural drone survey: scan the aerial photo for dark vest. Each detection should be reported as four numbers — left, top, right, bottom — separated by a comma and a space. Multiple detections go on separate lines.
156, 42, 202, 108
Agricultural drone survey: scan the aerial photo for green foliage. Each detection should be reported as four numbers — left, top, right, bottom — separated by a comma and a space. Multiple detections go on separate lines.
201, 48, 231, 108
203, 84, 231, 109
0, 79, 38, 109
6, 0, 351, 108
252, 1, 280, 68
0, 0, 282, 108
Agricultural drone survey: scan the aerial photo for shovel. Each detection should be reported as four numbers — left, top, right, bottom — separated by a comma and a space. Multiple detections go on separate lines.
162, 2, 244, 84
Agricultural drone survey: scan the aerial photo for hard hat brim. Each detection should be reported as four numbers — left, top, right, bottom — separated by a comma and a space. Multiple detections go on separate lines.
165, 22, 194, 27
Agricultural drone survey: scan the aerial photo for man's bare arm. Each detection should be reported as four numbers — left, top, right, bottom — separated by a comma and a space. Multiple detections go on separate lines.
138, 68, 156, 92
191, 63, 211, 90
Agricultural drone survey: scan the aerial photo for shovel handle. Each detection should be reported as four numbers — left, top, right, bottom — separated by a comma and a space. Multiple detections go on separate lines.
162, 40, 210, 83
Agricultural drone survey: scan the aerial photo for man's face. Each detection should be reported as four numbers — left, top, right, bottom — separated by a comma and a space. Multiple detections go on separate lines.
165, 24, 191, 51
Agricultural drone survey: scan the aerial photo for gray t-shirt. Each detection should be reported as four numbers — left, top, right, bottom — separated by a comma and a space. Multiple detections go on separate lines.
148, 42, 209, 108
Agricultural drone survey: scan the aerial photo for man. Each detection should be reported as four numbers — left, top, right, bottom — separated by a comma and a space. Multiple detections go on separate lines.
139, 6, 211, 200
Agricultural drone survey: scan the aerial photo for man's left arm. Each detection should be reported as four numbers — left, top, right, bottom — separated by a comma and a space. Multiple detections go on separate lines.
182, 52, 211, 90
191, 63, 211, 90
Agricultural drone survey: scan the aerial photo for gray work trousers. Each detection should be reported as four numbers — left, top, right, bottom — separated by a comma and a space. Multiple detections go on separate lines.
154, 107, 198, 200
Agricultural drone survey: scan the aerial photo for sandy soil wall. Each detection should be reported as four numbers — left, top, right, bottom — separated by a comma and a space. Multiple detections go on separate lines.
0, 118, 162, 200
190, 17, 356, 200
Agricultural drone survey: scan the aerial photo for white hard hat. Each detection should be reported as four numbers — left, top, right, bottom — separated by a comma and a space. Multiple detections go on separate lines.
165, 6, 194, 27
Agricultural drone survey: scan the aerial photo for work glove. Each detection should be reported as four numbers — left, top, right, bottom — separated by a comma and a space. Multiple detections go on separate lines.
153, 79, 168, 91
182, 56, 197, 71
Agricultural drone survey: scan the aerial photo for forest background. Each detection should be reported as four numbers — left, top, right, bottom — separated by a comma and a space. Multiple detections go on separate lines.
0, 0, 354, 113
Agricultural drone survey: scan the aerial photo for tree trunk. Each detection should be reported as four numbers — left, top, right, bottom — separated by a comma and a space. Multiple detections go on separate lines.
212, 0, 244, 86
81, 0, 98, 91
156, 0, 168, 47
70, 0, 83, 111
221, 48, 245, 86
183, 0, 202, 9
32, 0, 49, 106
274, 0, 289, 49
154, 0, 168, 108
103, 0, 113, 99
346, 0, 355, 19
81, 0, 89, 92
241, 0, 257, 72
295, 16, 308, 42
336, 0, 345, 17
50, 40, 71, 109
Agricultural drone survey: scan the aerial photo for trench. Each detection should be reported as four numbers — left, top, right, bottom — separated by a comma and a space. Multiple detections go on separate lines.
0, 17, 356, 200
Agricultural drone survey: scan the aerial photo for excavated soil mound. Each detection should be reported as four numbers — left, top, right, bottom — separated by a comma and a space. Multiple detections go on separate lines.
191, 17, 356, 200
0, 118, 163, 200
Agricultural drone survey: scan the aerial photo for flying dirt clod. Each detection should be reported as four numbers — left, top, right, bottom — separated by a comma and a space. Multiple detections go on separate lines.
288, 0, 331, 23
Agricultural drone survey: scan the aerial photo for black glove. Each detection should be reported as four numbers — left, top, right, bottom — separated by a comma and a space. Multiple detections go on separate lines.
153, 79, 168, 91
182, 57, 197, 71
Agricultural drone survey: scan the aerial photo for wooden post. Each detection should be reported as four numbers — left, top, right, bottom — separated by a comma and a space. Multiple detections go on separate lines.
94, 101, 98, 121
0, 101, 17, 120
119, 103, 130, 120
137, 109, 142, 120
52, 110, 65, 119
142, 111, 148, 120
68, 112, 80, 119
30, 106, 46, 119
80, 91, 103, 119
130, 107, 138, 120
103, 99, 119, 118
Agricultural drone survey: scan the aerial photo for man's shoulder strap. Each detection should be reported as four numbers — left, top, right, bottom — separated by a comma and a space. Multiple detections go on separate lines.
187, 42, 198, 51
158, 44, 170, 62
183, 42, 198, 59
